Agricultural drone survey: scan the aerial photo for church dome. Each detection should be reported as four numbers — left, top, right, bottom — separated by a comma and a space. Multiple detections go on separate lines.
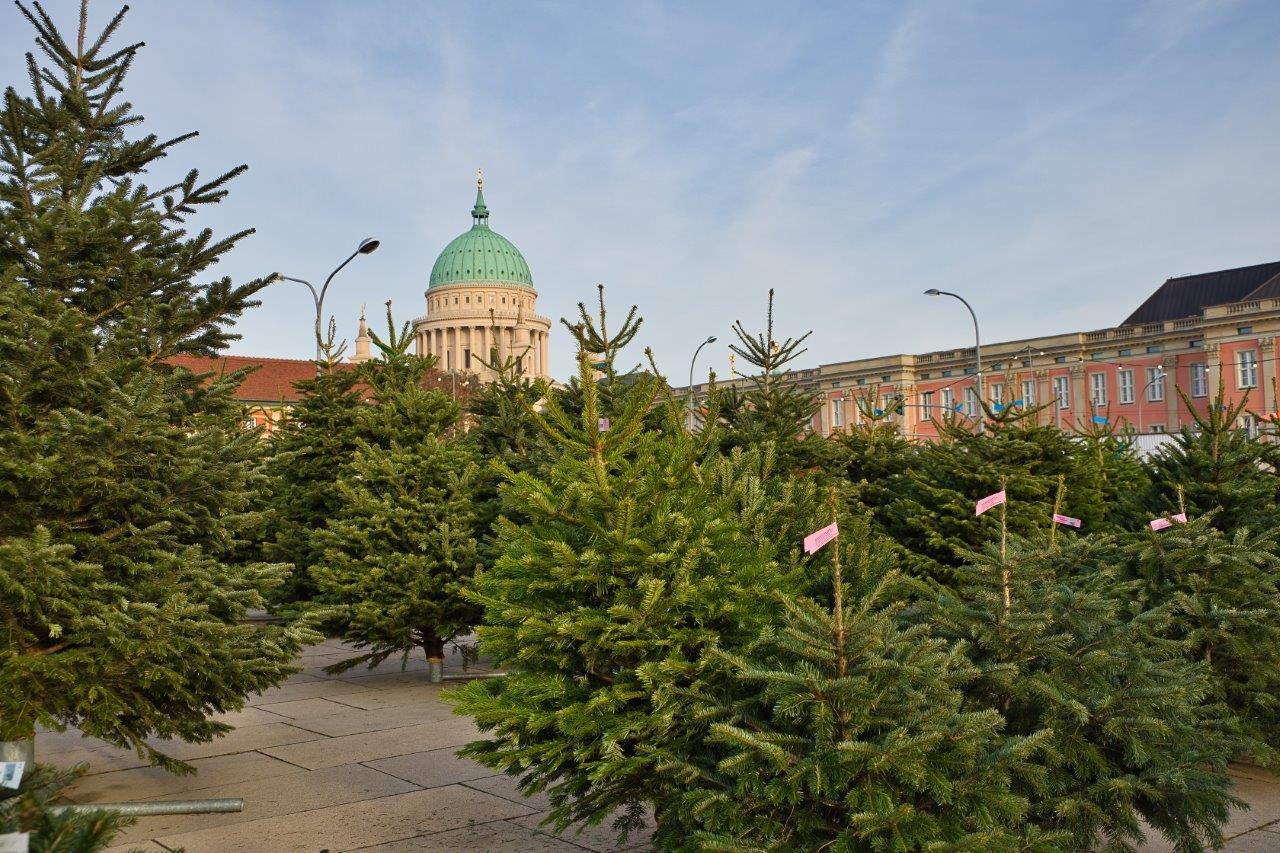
428, 182, 533, 290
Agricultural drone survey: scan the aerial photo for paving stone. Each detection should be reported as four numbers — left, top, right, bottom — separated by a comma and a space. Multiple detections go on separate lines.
460, 772, 551, 812
1222, 831, 1280, 851
107, 762, 418, 846
102, 842, 171, 853
153, 784, 537, 852
41, 740, 153, 774
322, 683, 452, 712
510, 810, 655, 852
261, 718, 479, 770
1223, 772, 1280, 836
144, 722, 323, 762
67, 750, 300, 803
286, 702, 455, 738
365, 747, 494, 789
246, 677, 373, 706
207, 705, 290, 726
360, 818, 584, 851
255, 697, 370, 721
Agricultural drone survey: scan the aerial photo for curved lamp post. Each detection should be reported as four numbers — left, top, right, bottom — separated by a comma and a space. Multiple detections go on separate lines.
925, 288, 983, 431
276, 237, 380, 360
687, 335, 717, 431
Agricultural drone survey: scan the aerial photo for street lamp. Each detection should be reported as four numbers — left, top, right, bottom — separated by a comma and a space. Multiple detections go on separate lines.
275, 237, 380, 360
925, 288, 983, 430
687, 335, 717, 431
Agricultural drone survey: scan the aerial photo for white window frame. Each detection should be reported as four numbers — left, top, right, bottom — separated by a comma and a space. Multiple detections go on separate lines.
942, 387, 954, 412
991, 383, 1005, 405
1020, 379, 1036, 407
1146, 368, 1165, 402
1190, 362, 1207, 398
1242, 413, 1259, 439
831, 397, 844, 429
921, 391, 934, 421
1118, 369, 1134, 404
1090, 373, 1108, 408
1054, 376, 1070, 410
1239, 350, 1258, 389
964, 387, 977, 417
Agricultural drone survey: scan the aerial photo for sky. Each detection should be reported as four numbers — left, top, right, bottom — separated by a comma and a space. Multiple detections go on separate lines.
3, 0, 1279, 382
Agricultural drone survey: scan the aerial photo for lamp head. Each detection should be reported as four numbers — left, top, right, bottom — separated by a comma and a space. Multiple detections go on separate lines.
357, 238, 380, 255
924, 288, 941, 296
705, 335, 717, 344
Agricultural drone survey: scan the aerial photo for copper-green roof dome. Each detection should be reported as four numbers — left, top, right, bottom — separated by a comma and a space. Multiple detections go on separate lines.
428, 181, 533, 290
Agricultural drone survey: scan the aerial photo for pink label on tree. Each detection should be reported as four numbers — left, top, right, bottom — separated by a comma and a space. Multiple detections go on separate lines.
975, 490, 1007, 516
1149, 517, 1173, 531
598, 418, 610, 432
803, 521, 839, 555
1172, 512, 1187, 524
1052, 513, 1082, 528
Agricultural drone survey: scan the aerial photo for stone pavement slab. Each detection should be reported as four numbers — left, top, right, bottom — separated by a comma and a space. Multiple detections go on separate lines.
151, 784, 537, 852
42, 640, 1279, 852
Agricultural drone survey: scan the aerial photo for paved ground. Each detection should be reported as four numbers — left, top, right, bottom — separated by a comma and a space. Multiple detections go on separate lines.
36, 640, 1280, 852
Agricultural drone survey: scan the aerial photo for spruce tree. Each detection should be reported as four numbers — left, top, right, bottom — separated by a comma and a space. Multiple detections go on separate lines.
0, 764, 131, 852
0, 1, 311, 768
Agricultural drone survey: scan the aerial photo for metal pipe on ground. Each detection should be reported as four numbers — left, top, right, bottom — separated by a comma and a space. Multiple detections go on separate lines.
440, 671, 508, 681
50, 798, 244, 817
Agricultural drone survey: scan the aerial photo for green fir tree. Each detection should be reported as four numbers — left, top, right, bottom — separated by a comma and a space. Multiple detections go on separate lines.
310, 306, 483, 669
0, 1, 312, 768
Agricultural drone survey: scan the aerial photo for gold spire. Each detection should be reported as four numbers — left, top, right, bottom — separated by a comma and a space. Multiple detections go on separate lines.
476, 168, 484, 191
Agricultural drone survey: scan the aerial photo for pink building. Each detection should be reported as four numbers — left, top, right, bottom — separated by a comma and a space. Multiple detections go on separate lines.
696, 262, 1280, 441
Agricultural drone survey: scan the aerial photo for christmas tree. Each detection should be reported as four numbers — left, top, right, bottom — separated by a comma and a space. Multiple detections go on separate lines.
310, 307, 483, 670
0, 1, 311, 769
0, 764, 131, 851
927, 505, 1239, 850
450, 313, 807, 841
682, 510, 1059, 852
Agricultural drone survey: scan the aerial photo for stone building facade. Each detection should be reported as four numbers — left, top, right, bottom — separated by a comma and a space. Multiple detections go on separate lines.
690, 261, 1280, 441
413, 174, 551, 380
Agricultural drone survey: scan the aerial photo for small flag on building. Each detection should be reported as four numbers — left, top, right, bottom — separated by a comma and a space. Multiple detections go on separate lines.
873, 408, 883, 416
598, 417, 610, 432
1052, 513, 1082, 529
1092, 415, 1108, 425
993, 402, 1004, 413
975, 490, 1007, 516
803, 521, 839, 555
1013, 398, 1025, 406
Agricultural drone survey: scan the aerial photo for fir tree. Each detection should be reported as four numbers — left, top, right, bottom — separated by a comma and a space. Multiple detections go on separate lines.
683, 511, 1059, 852
310, 306, 483, 669
450, 319, 807, 841
928, 509, 1240, 851
1142, 384, 1280, 536
261, 361, 366, 605
1117, 515, 1280, 765
0, 763, 132, 852
0, 2, 312, 769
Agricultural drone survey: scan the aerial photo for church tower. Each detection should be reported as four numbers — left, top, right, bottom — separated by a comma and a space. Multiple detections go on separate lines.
413, 173, 551, 380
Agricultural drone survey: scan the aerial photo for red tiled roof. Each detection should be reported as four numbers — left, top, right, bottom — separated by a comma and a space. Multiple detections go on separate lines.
166, 355, 345, 404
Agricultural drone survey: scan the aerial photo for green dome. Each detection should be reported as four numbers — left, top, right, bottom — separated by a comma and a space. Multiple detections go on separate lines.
428, 185, 533, 289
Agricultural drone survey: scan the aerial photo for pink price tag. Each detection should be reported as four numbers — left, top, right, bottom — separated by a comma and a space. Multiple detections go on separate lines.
1149, 517, 1173, 531
1172, 513, 1187, 524
1052, 513, 1082, 528
975, 490, 1007, 516
803, 521, 839, 555
597, 418, 610, 432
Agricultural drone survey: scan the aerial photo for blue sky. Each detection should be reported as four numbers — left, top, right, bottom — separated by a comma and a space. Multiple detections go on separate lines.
4, 1, 1279, 382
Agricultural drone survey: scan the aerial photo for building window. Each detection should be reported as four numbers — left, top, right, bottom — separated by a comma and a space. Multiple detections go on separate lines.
1242, 413, 1259, 439
1150, 423, 1165, 434
1239, 350, 1258, 388
1021, 359, 1032, 368
1190, 339, 1203, 349
1237, 326, 1253, 336
881, 374, 891, 382
464, 348, 471, 369
1118, 348, 1132, 357
1146, 345, 1162, 354
922, 391, 934, 420
1020, 379, 1036, 406
1191, 362, 1207, 398
941, 370, 953, 378
991, 383, 1004, 404
1118, 369, 1135, 404
1054, 376, 1070, 410
942, 388, 954, 412
1090, 373, 1108, 407
881, 393, 896, 420
832, 398, 844, 429
1146, 367, 1165, 402
1054, 356, 1067, 364
1091, 352, 1104, 361
964, 387, 977, 417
